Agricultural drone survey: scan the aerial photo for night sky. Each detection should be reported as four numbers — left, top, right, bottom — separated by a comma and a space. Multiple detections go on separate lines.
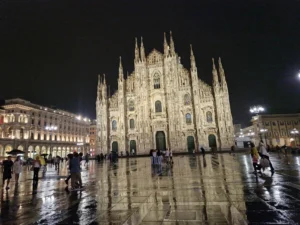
1, 0, 300, 126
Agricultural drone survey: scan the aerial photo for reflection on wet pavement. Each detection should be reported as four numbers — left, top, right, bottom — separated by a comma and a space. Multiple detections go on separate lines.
1, 153, 300, 224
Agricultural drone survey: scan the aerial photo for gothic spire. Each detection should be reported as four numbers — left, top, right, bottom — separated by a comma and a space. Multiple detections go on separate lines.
119, 56, 124, 81
140, 37, 146, 62
190, 44, 196, 70
212, 58, 219, 86
218, 57, 227, 85
164, 32, 169, 57
97, 74, 101, 100
134, 38, 140, 63
170, 31, 175, 56
103, 73, 106, 86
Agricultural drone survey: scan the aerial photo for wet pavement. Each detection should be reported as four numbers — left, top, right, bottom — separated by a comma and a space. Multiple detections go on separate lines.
1, 153, 300, 225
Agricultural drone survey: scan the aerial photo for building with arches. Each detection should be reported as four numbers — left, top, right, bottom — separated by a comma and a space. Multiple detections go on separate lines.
96, 33, 234, 155
0, 98, 90, 158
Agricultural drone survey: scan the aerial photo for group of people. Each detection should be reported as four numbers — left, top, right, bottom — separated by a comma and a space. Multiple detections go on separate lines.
65, 152, 84, 191
2, 156, 23, 190
150, 149, 173, 166
250, 140, 275, 175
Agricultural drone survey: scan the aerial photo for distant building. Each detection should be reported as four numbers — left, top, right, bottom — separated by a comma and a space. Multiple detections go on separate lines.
251, 114, 300, 147
89, 120, 97, 156
96, 33, 234, 155
0, 98, 91, 158
236, 114, 300, 147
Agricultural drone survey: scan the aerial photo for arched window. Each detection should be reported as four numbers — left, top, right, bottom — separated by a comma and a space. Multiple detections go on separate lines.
206, 111, 213, 123
153, 73, 160, 89
184, 94, 191, 105
155, 101, 162, 113
186, 113, 192, 124
128, 101, 134, 111
130, 119, 135, 129
112, 120, 117, 131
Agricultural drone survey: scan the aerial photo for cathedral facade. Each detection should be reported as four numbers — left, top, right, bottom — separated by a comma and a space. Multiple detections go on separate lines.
96, 33, 234, 155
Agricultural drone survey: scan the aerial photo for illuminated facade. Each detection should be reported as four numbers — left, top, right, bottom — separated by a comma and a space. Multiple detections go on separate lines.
0, 98, 90, 158
96, 33, 234, 155
89, 120, 97, 156
250, 114, 300, 147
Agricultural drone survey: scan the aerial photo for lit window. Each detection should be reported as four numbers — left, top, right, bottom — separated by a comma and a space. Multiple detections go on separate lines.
186, 113, 192, 124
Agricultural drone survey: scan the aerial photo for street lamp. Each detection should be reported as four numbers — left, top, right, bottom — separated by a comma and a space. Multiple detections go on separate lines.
290, 128, 299, 147
250, 105, 265, 114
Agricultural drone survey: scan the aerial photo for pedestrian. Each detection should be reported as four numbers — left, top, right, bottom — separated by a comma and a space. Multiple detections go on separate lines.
230, 145, 235, 155
157, 150, 162, 165
70, 152, 83, 190
2, 156, 13, 190
165, 149, 170, 164
65, 154, 73, 186
200, 146, 206, 157
250, 143, 261, 174
33, 156, 41, 184
170, 149, 173, 164
192, 149, 196, 157
13, 156, 23, 183
84, 153, 89, 166
259, 141, 275, 173
152, 149, 157, 165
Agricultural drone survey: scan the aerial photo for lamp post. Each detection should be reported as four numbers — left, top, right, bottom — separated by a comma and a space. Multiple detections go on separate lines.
290, 128, 299, 147
250, 105, 265, 115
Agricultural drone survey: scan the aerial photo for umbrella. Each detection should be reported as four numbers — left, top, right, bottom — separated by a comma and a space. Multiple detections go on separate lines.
7, 149, 25, 155
41, 153, 48, 157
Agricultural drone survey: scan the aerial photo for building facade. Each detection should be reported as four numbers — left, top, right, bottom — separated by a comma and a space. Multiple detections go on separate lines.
89, 120, 97, 156
249, 114, 300, 147
96, 33, 234, 155
0, 98, 90, 158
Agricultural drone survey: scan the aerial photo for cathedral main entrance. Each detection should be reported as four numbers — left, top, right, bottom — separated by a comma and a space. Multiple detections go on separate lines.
187, 136, 195, 153
208, 134, 217, 148
112, 141, 118, 153
155, 131, 166, 150
129, 140, 136, 153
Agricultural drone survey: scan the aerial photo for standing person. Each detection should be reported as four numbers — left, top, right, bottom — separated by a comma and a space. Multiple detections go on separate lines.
33, 156, 41, 184
152, 150, 157, 165
250, 143, 261, 174
65, 154, 73, 186
2, 156, 13, 190
84, 153, 89, 166
200, 146, 206, 157
230, 145, 235, 155
13, 156, 23, 183
70, 152, 83, 190
165, 149, 170, 164
259, 141, 275, 172
170, 149, 173, 164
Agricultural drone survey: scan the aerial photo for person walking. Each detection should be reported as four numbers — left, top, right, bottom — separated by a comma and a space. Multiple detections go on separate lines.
2, 156, 13, 190
84, 153, 89, 166
33, 156, 41, 185
13, 156, 23, 183
65, 154, 73, 186
250, 143, 261, 174
259, 141, 275, 173
70, 152, 83, 190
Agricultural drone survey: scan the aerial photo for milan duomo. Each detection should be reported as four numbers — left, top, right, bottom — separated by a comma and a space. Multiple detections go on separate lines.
96, 32, 234, 155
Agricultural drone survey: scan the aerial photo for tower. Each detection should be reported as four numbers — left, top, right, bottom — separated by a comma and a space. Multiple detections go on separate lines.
118, 57, 127, 152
